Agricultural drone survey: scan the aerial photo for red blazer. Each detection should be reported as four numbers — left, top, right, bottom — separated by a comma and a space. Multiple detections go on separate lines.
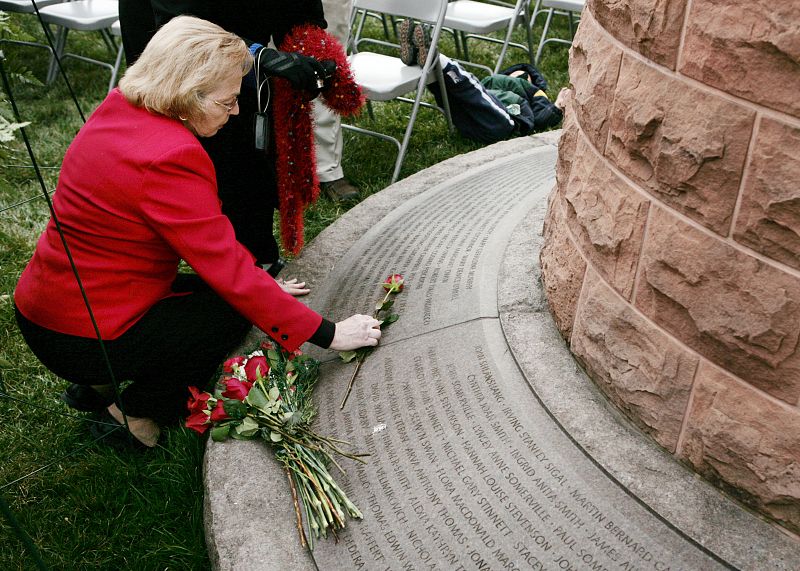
15, 89, 321, 352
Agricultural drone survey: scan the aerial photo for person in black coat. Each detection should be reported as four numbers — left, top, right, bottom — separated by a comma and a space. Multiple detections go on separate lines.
118, 0, 330, 267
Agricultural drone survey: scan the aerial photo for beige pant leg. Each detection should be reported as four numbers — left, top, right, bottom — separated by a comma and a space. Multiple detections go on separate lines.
314, 0, 354, 183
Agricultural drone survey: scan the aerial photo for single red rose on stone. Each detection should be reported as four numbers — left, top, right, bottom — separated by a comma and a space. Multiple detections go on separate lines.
187, 385, 212, 413
223, 356, 246, 373
186, 409, 210, 434
244, 355, 269, 381
382, 273, 404, 293
222, 378, 254, 401
210, 399, 229, 422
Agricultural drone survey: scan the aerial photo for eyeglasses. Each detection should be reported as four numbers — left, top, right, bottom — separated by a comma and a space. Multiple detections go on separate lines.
212, 96, 238, 113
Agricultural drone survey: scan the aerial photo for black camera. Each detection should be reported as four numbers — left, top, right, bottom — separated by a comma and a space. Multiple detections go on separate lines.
318, 60, 337, 88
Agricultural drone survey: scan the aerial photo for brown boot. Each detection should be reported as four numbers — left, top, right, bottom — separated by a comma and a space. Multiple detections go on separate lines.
413, 23, 432, 67
320, 178, 359, 202
398, 19, 417, 66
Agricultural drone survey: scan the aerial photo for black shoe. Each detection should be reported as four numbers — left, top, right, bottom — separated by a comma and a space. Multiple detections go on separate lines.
320, 178, 359, 202
264, 257, 286, 278
60, 384, 114, 412
89, 410, 150, 451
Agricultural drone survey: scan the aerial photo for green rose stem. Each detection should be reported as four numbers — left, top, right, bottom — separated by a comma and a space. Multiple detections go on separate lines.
340, 286, 397, 409
286, 465, 308, 549
339, 360, 362, 410
283, 441, 361, 548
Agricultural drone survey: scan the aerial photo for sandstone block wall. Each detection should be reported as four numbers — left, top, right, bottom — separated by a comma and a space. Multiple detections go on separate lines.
540, 0, 800, 533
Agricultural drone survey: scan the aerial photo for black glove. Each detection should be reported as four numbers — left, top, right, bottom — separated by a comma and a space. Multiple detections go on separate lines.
256, 47, 327, 93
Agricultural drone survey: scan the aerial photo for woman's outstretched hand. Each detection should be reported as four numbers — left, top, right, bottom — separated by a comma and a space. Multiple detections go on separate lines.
329, 314, 382, 351
277, 277, 311, 297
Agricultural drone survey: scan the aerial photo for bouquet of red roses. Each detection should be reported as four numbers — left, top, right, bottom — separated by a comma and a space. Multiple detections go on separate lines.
186, 341, 365, 548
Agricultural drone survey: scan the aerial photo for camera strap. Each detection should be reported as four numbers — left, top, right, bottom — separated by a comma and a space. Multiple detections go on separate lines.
253, 48, 272, 153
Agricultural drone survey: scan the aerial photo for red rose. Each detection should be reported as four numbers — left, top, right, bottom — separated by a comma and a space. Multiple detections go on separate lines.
244, 355, 269, 381
222, 378, 254, 401
382, 273, 404, 293
210, 400, 229, 422
186, 410, 210, 434
187, 385, 212, 413
260, 340, 274, 351
223, 356, 246, 373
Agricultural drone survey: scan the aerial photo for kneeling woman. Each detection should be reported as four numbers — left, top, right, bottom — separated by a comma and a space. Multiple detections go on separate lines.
14, 16, 380, 449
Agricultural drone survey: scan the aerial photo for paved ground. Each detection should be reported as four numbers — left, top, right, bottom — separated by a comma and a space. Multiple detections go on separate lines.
203, 134, 799, 571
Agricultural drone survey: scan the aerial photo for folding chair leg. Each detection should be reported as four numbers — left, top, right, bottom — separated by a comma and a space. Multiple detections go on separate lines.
452, 29, 463, 59
46, 26, 68, 85
434, 58, 454, 133
380, 14, 391, 40
392, 122, 413, 184
524, 13, 535, 66
493, 3, 526, 74
534, 8, 554, 64
529, 0, 546, 28
108, 42, 124, 92
0, 38, 54, 55
353, 9, 368, 52
391, 91, 424, 183
460, 30, 470, 62
99, 29, 115, 54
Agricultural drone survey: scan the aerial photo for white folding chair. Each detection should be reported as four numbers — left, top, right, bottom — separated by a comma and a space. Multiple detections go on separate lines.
444, 0, 533, 75
37, 0, 122, 91
0, 1, 64, 54
534, 0, 584, 64
344, 0, 453, 184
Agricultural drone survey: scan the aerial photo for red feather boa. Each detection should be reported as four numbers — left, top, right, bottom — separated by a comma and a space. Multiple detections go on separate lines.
273, 24, 365, 255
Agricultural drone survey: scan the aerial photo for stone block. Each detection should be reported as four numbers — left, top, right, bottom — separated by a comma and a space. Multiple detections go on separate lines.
733, 117, 800, 271
680, 0, 800, 119
540, 196, 587, 341
555, 96, 579, 188
606, 55, 755, 235
569, 11, 623, 154
572, 272, 699, 452
679, 362, 800, 533
635, 208, 800, 404
587, 0, 687, 69
562, 136, 650, 300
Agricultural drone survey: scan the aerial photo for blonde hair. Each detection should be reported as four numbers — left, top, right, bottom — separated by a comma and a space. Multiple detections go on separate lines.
119, 15, 252, 120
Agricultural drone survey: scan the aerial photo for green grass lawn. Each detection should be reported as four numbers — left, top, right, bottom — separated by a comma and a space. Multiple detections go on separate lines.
0, 10, 571, 570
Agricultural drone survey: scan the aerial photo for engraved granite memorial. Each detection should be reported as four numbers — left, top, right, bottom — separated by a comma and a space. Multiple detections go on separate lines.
306, 147, 728, 570
204, 140, 799, 571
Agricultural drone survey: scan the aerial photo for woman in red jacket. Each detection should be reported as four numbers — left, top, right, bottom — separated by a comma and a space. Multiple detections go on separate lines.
13, 16, 380, 449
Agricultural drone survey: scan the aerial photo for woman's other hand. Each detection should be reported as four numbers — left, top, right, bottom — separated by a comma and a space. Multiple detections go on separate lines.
277, 277, 310, 297
329, 314, 381, 351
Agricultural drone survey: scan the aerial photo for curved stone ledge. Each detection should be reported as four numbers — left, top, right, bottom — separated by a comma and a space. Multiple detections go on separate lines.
204, 135, 799, 570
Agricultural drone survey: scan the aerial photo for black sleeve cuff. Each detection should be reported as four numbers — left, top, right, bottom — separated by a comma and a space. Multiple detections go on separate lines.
308, 318, 335, 348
